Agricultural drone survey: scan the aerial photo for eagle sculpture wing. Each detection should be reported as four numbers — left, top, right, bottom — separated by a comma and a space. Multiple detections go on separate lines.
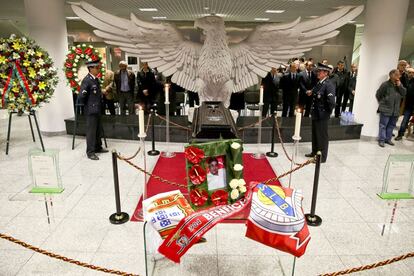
72, 1, 201, 92
229, 5, 364, 92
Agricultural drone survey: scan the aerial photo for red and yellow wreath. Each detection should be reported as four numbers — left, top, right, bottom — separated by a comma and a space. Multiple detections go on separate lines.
0, 34, 58, 112
64, 44, 105, 94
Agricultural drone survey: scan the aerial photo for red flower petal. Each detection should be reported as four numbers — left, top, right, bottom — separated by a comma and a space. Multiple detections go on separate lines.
189, 164, 206, 185
190, 189, 209, 207
84, 48, 93, 55
211, 189, 228, 206
185, 146, 205, 164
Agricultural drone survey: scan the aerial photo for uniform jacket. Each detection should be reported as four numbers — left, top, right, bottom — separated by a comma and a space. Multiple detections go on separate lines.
114, 69, 135, 94
376, 80, 406, 116
79, 73, 102, 115
311, 78, 336, 120
261, 72, 280, 103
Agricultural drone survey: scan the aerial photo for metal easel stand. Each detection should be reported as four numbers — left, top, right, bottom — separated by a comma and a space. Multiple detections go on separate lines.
6, 109, 45, 155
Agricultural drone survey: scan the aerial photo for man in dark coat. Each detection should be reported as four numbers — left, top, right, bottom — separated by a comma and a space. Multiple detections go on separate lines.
137, 62, 157, 111
348, 64, 358, 112
376, 69, 406, 147
333, 60, 349, 117
299, 61, 318, 117
395, 68, 414, 140
280, 63, 300, 117
78, 60, 108, 160
305, 63, 336, 163
261, 67, 280, 117
114, 61, 136, 115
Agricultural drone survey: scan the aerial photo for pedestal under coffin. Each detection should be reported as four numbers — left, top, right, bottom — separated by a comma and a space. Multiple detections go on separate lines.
191, 101, 238, 140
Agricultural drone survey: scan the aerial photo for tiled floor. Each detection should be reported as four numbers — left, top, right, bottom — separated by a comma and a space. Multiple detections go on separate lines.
1, 111, 414, 276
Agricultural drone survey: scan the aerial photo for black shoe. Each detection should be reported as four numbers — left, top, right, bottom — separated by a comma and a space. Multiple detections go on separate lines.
394, 135, 403, 141
378, 141, 385, 148
305, 153, 315, 158
385, 140, 395, 146
87, 153, 99, 160
96, 148, 109, 153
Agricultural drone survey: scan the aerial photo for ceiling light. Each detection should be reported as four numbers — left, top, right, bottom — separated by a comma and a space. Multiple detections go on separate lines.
255, 18, 270, 21
152, 16, 167, 20
307, 16, 319, 19
203, 7, 209, 10
348, 20, 356, 23
266, 10, 285, 13
139, 8, 158, 12
66, 16, 81, 20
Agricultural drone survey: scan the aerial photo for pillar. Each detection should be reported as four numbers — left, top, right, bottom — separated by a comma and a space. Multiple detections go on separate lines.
353, 0, 409, 137
24, 0, 74, 134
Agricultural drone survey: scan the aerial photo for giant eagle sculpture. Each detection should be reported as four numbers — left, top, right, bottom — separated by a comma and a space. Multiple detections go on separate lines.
72, 2, 363, 106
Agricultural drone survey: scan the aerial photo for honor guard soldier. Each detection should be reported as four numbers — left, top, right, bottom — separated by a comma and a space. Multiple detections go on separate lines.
305, 63, 336, 163
79, 60, 108, 160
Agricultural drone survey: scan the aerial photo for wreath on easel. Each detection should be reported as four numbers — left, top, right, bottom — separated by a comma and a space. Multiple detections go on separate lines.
0, 34, 58, 112
64, 44, 105, 94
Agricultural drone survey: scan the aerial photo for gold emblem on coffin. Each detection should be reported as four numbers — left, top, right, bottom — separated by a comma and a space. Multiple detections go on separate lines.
250, 187, 305, 234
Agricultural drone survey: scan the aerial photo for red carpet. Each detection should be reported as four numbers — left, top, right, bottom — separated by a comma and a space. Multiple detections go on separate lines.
131, 152, 280, 222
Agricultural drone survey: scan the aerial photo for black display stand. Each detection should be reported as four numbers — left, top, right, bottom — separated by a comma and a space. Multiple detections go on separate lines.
5, 109, 45, 155
148, 106, 160, 156
266, 111, 278, 158
71, 103, 107, 150
305, 152, 323, 226
109, 150, 129, 224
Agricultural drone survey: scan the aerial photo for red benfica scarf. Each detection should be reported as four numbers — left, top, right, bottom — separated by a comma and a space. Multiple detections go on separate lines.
158, 182, 256, 263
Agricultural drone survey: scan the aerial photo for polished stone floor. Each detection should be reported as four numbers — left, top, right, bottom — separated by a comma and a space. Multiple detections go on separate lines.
1, 111, 414, 276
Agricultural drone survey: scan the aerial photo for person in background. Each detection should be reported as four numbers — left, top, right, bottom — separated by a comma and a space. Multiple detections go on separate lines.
101, 69, 115, 115
299, 61, 318, 117
395, 68, 414, 141
397, 60, 408, 88
376, 69, 406, 147
137, 62, 157, 111
261, 67, 280, 117
348, 64, 358, 112
305, 63, 336, 163
280, 63, 300, 117
333, 60, 349, 117
78, 60, 108, 160
114, 61, 135, 115
322, 59, 328, 65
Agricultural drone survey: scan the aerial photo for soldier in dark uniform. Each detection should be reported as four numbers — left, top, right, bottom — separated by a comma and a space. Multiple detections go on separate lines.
78, 60, 108, 160
305, 63, 336, 163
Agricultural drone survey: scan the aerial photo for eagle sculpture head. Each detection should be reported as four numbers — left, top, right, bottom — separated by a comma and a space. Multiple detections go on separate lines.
194, 15, 225, 33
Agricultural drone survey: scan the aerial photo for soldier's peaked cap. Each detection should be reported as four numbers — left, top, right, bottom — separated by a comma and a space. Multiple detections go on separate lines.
316, 62, 331, 72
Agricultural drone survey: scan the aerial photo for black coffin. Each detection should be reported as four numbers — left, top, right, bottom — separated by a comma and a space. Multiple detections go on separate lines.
191, 101, 238, 140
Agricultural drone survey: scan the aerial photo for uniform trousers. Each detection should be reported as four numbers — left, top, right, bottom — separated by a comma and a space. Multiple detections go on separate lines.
311, 118, 329, 162
86, 114, 102, 155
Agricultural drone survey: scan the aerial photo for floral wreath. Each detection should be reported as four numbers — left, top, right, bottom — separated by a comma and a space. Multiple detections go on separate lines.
0, 34, 58, 112
64, 44, 105, 94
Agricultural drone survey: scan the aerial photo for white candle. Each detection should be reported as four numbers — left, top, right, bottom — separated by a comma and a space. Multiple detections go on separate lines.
139, 106, 145, 136
259, 85, 264, 105
294, 109, 302, 137
165, 83, 169, 104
